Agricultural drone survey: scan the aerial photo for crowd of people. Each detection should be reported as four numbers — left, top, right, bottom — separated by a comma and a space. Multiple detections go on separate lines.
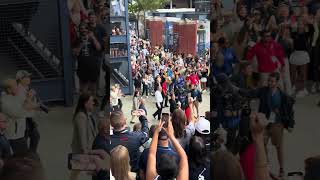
69, 0, 108, 102
107, 26, 212, 179
211, 0, 320, 180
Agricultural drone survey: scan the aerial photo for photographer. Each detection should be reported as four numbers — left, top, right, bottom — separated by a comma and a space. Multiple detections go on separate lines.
16, 70, 42, 153
74, 22, 102, 98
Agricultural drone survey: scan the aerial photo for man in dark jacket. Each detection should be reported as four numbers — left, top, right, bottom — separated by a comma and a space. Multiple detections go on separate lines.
110, 110, 149, 173
239, 72, 295, 179
92, 119, 110, 180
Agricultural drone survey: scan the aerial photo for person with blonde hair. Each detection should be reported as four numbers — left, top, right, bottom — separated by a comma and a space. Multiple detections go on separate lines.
110, 145, 135, 180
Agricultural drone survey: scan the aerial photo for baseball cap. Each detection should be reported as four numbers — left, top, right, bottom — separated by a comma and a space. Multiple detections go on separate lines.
16, 70, 32, 80
195, 117, 210, 135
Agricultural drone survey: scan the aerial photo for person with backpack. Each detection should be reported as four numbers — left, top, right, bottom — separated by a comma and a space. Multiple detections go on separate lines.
239, 72, 295, 179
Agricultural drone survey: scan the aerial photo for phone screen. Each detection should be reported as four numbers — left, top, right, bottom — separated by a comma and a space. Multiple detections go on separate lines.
68, 154, 99, 171
162, 113, 170, 128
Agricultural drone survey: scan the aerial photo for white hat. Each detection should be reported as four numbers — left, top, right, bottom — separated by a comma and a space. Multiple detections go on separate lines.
195, 117, 210, 135
16, 70, 32, 80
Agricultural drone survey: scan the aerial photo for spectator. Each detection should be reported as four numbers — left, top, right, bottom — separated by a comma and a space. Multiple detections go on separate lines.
146, 119, 188, 180
194, 117, 211, 151
110, 110, 149, 173
169, 94, 178, 114
110, 145, 135, 180
87, 11, 106, 95
139, 128, 179, 180
0, 113, 12, 161
171, 109, 195, 149
92, 118, 110, 180
246, 30, 285, 87
70, 93, 97, 180
239, 72, 295, 178
213, 37, 239, 76
131, 90, 140, 123
188, 136, 210, 180
153, 86, 163, 121
190, 84, 202, 118
74, 22, 102, 97
16, 70, 41, 153
1, 79, 29, 154
110, 86, 120, 111
290, 21, 310, 97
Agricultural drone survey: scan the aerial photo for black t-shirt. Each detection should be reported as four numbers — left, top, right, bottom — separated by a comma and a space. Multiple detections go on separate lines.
189, 162, 210, 180
77, 35, 101, 81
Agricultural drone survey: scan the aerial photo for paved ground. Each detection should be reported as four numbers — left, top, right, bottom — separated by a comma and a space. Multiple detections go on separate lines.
35, 93, 320, 180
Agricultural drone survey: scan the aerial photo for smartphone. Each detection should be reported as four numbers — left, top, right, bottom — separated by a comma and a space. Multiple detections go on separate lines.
162, 113, 170, 128
68, 153, 99, 171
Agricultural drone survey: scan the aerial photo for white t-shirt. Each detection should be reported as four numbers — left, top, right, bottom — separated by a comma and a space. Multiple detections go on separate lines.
1, 93, 28, 140
110, 91, 119, 106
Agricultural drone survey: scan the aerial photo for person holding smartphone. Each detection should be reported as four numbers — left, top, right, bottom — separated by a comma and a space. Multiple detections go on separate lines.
146, 119, 188, 180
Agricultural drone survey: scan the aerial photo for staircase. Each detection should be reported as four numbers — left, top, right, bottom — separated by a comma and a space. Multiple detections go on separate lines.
4, 22, 61, 80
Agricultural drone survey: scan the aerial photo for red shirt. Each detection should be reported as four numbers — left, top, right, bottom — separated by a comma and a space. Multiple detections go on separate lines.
189, 74, 199, 85
185, 105, 192, 121
161, 81, 167, 94
240, 143, 256, 180
246, 40, 285, 73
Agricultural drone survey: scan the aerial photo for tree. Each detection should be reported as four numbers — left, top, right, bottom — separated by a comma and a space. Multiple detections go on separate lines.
129, 0, 169, 38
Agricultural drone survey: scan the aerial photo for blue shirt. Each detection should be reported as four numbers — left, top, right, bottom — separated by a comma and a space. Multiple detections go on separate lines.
213, 48, 238, 76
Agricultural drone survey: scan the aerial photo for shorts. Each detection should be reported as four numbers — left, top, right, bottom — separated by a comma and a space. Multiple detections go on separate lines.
265, 123, 284, 148
289, 51, 310, 65
201, 77, 207, 82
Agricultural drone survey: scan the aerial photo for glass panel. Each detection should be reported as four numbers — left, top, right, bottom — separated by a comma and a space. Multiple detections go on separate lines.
110, 43, 128, 58
110, 0, 125, 16
111, 20, 127, 35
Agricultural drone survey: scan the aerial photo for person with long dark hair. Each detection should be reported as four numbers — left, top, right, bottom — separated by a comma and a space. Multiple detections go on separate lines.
70, 93, 98, 180
188, 136, 210, 180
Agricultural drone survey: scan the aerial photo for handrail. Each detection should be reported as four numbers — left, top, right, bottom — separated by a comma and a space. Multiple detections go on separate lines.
7, 37, 45, 79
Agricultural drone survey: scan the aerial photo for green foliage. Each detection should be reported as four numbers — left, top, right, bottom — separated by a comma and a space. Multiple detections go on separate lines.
129, 0, 170, 15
